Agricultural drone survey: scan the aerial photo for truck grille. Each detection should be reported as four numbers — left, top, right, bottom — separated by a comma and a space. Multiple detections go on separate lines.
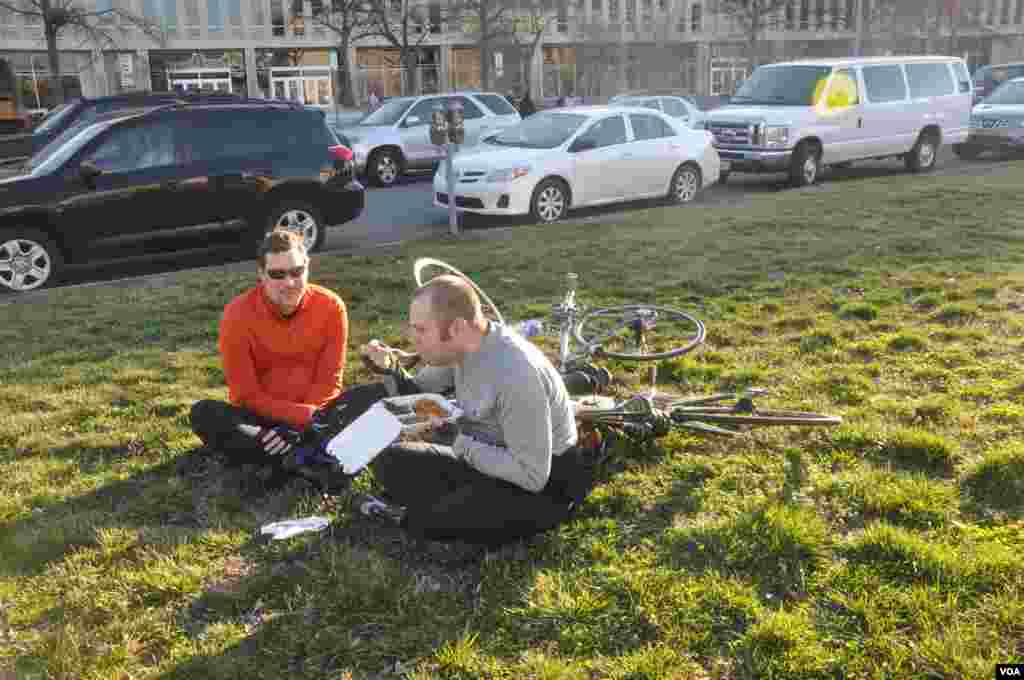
708, 122, 753, 146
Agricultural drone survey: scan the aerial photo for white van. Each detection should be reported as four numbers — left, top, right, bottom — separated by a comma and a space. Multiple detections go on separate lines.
703, 56, 973, 186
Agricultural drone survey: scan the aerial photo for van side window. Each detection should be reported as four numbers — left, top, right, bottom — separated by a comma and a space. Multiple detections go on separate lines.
952, 62, 971, 93
825, 68, 859, 109
862, 65, 907, 103
906, 63, 955, 97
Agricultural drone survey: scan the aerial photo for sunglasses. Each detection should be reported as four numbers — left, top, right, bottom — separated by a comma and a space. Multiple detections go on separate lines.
265, 264, 308, 280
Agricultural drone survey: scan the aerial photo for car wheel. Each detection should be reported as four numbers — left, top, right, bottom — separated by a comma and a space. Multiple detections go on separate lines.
0, 228, 62, 293
667, 163, 702, 204
789, 142, 820, 187
530, 179, 569, 223
266, 201, 325, 253
952, 143, 981, 160
906, 132, 938, 173
368, 149, 401, 187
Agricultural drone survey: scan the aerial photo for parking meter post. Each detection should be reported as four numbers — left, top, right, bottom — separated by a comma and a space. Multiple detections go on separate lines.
446, 142, 459, 235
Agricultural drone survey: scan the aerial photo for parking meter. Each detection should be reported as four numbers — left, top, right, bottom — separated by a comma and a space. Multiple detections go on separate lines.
446, 100, 465, 145
429, 110, 448, 146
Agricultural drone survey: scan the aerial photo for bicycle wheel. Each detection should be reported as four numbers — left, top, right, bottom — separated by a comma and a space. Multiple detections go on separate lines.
574, 304, 705, 361
413, 257, 505, 325
671, 407, 842, 428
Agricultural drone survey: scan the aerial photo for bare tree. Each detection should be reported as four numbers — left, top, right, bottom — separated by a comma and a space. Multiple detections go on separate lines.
306, 0, 374, 106
502, 0, 575, 96
362, 0, 435, 95
706, 0, 797, 69
0, 0, 165, 104
450, 0, 516, 91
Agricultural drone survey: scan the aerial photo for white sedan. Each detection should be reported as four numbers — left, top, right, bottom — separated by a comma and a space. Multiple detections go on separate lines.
432, 105, 720, 223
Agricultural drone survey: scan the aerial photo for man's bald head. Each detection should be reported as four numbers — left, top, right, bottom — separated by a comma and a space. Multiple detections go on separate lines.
413, 274, 484, 331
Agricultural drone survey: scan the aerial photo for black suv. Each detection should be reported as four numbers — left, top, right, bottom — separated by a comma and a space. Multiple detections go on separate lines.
0, 90, 249, 162
0, 102, 364, 293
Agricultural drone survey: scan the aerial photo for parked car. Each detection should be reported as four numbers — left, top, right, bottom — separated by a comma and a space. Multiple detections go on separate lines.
322, 108, 367, 132
702, 55, 972, 186
432, 106, 719, 223
336, 91, 521, 187
971, 62, 1024, 104
0, 101, 363, 293
955, 76, 1024, 159
0, 90, 252, 163
609, 94, 704, 128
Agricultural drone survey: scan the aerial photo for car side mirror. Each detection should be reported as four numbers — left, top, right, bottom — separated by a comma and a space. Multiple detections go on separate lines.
79, 159, 102, 184
571, 138, 597, 153
403, 115, 422, 127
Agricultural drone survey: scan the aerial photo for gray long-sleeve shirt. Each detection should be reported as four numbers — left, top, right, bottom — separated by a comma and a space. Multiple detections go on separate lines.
413, 321, 578, 493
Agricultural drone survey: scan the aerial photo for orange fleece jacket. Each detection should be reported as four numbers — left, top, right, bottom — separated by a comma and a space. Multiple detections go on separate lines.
219, 283, 348, 429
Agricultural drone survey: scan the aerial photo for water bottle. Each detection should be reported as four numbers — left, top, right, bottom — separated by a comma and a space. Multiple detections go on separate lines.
514, 318, 544, 338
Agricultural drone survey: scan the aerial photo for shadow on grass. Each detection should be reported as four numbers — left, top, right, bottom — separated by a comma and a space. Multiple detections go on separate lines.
0, 446, 309, 578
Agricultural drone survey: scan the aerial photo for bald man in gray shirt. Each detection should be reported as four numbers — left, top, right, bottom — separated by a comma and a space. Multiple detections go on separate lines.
357, 274, 590, 547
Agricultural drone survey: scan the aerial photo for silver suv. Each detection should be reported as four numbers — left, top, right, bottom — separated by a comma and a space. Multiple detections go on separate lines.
333, 91, 521, 187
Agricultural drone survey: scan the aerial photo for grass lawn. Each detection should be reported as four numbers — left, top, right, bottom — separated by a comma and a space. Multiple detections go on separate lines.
4, 162, 1024, 679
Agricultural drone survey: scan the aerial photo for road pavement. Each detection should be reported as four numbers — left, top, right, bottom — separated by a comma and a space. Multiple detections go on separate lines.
2, 147, 1020, 300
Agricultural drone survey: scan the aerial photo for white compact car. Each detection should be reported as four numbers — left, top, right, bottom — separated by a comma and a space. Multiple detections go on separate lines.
432, 106, 719, 223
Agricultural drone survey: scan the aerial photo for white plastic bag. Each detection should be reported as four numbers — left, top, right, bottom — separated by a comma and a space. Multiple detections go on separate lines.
259, 516, 331, 540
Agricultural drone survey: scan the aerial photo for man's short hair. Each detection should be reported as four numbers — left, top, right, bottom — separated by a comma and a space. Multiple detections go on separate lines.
258, 229, 307, 269
414, 274, 483, 327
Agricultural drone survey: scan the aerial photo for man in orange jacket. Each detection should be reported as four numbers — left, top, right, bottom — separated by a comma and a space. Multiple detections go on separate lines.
190, 229, 382, 492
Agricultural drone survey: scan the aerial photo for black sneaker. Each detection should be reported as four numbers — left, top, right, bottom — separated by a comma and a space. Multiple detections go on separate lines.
280, 450, 352, 495
352, 493, 406, 526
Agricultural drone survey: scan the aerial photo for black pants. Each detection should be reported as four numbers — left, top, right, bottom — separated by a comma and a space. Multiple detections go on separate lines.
190, 383, 388, 466
370, 442, 593, 547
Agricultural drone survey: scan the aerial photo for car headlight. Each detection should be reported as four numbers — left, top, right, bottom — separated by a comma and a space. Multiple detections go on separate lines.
486, 166, 531, 182
759, 125, 789, 147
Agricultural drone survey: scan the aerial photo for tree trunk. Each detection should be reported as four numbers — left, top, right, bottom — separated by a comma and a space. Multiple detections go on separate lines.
402, 48, 419, 95
479, 9, 491, 91
41, 0, 66, 104
337, 39, 356, 107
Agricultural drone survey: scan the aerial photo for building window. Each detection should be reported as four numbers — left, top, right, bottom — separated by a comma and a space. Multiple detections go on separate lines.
1002, 0, 1012, 24
271, 0, 285, 36
558, 3, 568, 32
250, 0, 264, 25
208, 0, 223, 35
799, 0, 809, 29
690, 2, 701, 32
625, 0, 635, 30
592, 0, 602, 11
97, 0, 114, 23
845, 0, 854, 29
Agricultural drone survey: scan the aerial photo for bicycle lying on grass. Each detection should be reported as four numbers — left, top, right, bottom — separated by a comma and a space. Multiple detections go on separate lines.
370, 258, 841, 442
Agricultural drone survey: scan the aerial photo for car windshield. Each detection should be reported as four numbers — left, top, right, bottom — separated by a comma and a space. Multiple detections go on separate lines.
27, 120, 115, 176
359, 97, 415, 126
32, 99, 81, 134
730, 65, 833, 106
487, 112, 588, 148
984, 80, 1024, 104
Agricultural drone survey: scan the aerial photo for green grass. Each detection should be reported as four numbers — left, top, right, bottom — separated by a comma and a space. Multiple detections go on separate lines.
4, 163, 1024, 678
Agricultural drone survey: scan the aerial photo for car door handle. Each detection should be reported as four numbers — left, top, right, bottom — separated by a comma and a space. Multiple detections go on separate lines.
162, 179, 181, 189
620, 152, 635, 159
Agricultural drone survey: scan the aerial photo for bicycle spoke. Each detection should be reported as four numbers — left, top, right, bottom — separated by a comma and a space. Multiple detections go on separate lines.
575, 305, 705, 362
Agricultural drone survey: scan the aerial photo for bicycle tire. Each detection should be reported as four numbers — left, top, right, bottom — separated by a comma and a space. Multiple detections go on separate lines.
671, 408, 842, 427
574, 304, 706, 362
412, 257, 506, 325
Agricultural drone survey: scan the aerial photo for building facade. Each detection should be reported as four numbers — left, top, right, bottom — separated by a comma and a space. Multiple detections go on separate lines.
2, 0, 1024, 111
